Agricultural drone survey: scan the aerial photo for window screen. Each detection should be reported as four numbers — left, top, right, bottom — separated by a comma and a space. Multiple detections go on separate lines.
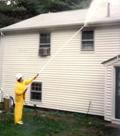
81, 31, 94, 51
39, 33, 51, 56
40, 33, 50, 47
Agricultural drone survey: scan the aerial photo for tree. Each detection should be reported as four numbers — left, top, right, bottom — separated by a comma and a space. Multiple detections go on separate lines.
16, 0, 92, 14
0, 0, 92, 28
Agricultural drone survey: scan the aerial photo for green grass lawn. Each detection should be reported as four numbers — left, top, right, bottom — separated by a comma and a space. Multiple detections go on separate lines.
0, 108, 116, 136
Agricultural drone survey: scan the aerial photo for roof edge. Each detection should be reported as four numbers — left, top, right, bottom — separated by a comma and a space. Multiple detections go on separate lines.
0, 23, 84, 33
102, 55, 120, 64
1, 18, 120, 33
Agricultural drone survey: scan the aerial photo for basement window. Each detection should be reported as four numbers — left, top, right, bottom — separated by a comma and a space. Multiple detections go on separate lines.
39, 33, 51, 56
30, 82, 42, 101
81, 30, 94, 51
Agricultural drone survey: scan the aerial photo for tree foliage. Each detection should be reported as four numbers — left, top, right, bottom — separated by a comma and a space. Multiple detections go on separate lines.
0, 0, 92, 28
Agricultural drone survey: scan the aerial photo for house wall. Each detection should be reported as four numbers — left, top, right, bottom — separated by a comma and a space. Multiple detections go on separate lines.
0, 36, 4, 101
100, 25, 120, 121
1, 25, 120, 117
0, 36, 4, 88
0, 37, 2, 87
104, 65, 114, 121
0, 38, 1, 101
104, 61, 120, 122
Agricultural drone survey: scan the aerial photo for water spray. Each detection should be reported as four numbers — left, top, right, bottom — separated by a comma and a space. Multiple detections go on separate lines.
38, 24, 87, 74
37, 0, 109, 74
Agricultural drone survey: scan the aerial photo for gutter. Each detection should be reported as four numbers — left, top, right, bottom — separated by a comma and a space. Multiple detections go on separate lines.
0, 23, 84, 33
1, 18, 120, 33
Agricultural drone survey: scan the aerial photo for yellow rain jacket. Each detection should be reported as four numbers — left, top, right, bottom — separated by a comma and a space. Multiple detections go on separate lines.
14, 79, 32, 124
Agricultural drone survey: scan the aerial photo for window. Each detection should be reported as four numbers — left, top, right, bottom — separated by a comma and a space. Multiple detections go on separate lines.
30, 82, 42, 101
81, 30, 94, 51
39, 33, 51, 56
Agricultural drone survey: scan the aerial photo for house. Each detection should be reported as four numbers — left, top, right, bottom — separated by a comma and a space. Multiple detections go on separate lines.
0, 1, 120, 123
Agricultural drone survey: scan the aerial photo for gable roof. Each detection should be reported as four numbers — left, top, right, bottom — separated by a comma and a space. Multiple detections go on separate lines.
0, 9, 87, 32
1, 1, 120, 32
102, 55, 120, 65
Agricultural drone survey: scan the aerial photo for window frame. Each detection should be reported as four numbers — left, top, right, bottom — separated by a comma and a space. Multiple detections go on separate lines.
39, 33, 51, 56
30, 81, 42, 102
81, 30, 94, 51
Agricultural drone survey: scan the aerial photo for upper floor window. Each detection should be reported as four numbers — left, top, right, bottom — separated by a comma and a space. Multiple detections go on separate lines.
81, 30, 94, 51
39, 33, 51, 56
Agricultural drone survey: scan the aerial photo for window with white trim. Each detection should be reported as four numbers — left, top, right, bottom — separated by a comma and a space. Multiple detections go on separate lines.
81, 30, 94, 51
30, 82, 42, 101
39, 33, 51, 56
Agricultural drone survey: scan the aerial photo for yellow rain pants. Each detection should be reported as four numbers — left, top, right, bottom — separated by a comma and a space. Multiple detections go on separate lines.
14, 79, 32, 124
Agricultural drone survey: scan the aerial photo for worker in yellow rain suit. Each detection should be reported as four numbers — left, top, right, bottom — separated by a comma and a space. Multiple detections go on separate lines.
14, 73, 39, 125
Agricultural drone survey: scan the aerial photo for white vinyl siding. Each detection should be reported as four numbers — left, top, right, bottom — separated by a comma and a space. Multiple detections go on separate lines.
100, 26, 120, 121
0, 38, 1, 101
1, 25, 120, 117
0, 37, 4, 101
0, 37, 3, 87
0, 38, 1, 87
104, 65, 113, 121
104, 62, 120, 121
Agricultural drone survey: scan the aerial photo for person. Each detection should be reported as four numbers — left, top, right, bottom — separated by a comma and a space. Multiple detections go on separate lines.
14, 73, 39, 125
